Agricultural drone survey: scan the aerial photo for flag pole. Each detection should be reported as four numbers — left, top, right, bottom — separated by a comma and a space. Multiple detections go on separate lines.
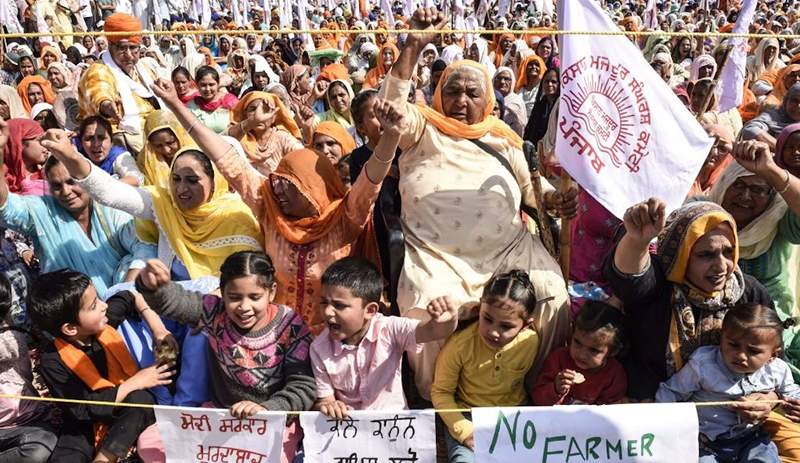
696, 44, 733, 122
526, 141, 557, 259
558, 170, 573, 283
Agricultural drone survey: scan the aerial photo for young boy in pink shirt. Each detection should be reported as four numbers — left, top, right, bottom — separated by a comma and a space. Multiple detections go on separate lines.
310, 257, 458, 418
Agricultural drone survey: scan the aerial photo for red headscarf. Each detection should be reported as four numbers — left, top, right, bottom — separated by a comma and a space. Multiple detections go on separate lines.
3, 119, 45, 194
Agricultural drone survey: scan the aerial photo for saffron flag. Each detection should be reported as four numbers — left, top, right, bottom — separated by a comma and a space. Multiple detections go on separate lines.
716, 0, 757, 112
555, 0, 712, 219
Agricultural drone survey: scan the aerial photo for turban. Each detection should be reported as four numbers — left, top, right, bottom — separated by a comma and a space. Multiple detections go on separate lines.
104, 13, 143, 44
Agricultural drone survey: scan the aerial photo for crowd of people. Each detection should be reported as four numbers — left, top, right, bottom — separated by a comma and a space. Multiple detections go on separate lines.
3, 0, 800, 462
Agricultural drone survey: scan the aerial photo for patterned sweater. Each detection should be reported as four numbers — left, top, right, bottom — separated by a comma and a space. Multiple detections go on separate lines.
138, 281, 316, 411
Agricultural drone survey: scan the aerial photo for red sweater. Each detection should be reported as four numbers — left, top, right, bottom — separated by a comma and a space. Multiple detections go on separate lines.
531, 347, 627, 406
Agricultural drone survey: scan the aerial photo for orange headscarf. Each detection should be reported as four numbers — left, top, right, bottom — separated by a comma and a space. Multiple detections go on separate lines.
318, 63, 350, 83
515, 55, 546, 91
493, 33, 515, 68
417, 60, 523, 148
761, 64, 800, 111
363, 43, 399, 89
313, 121, 356, 155
16, 76, 55, 114
263, 149, 350, 244
38, 46, 61, 68
231, 91, 302, 160
104, 13, 143, 44
56, 326, 139, 448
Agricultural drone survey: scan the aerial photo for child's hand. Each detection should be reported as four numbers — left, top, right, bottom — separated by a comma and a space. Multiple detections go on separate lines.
139, 259, 171, 291
555, 369, 577, 395
319, 399, 351, 421
463, 435, 475, 451
126, 362, 175, 391
426, 296, 458, 324
230, 400, 266, 419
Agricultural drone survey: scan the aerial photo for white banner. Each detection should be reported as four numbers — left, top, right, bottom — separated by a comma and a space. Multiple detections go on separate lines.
473, 404, 699, 462
555, 0, 711, 219
643, 0, 658, 30
300, 410, 436, 463
154, 406, 286, 463
716, 0, 756, 112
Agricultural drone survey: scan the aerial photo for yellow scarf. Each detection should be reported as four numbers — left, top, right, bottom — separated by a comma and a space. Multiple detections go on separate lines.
138, 111, 194, 189
135, 147, 264, 278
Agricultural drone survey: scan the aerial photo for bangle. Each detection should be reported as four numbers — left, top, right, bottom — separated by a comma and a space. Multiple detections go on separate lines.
139, 307, 152, 315
779, 169, 792, 194
187, 118, 201, 135
370, 154, 394, 164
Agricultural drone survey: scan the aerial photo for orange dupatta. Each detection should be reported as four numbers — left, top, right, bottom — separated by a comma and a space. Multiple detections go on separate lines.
515, 55, 546, 91
363, 43, 399, 89
493, 33, 515, 68
417, 60, 523, 149
55, 326, 139, 449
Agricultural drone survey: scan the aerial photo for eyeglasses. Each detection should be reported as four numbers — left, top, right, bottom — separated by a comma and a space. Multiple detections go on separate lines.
113, 44, 140, 55
730, 180, 773, 198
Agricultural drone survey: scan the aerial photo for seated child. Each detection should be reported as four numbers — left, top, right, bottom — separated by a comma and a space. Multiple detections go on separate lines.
0, 273, 57, 463
136, 251, 315, 463
656, 303, 800, 463
310, 257, 458, 419
531, 300, 627, 405
30, 270, 175, 463
431, 270, 540, 463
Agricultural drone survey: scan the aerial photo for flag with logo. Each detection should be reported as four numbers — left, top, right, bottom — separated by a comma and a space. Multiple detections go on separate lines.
555, 0, 712, 219
716, 0, 757, 112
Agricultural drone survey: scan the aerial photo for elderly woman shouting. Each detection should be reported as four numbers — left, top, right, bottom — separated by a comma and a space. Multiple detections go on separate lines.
379, 8, 574, 400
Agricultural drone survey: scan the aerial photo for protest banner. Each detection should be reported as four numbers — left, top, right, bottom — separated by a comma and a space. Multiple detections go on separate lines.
154, 406, 286, 463
300, 410, 436, 463
473, 403, 699, 462
556, 0, 712, 219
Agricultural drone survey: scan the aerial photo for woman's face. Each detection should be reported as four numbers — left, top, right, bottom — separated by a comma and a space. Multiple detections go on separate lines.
148, 128, 181, 163
253, 72, 269, 91
97, 39, 107, 52
328, 84, 351, 116
493, 71, 513, 96
319, 57, 334, 68
27, 83, 44, 106
180, 40, 188, 56
220, 38, 230, 53
492, 101, 501, 118
526, 60, 542, 83
441, 69, 487, 125
764, 45, 777, 64
19, 58, 35, 77
541, 70, 559, 97
422, 50, 436, 66
42, 53, 55, 68
245, 99, 274, 130
680, 38, 692, 55
785, 92, 800, 121
781, 132, 800, 172
721, 175, 773, 229
48, 67, 65, 88
21, 138, 48, 169
500, 36, 513, 53
698, 64, 715, 79
784, 70, 800, 90
0, 99, 9, 120
381, 48, 395, 68
355, 97, 382, 145
173, 73, 192, 97
270, 175, 316, 219
82, 36, 93, 50
537, 40, 552, 59
313, 133, 344, 164
704, 134, 732, 171
467, 44, 480, 62
197, 74, 219, 101
170, 154, 213, 210
297, 72, 311, 93
34, 110, 54, 130
690, 82, 713, 113
81, 122, 112, 164
685, 225, 736, 294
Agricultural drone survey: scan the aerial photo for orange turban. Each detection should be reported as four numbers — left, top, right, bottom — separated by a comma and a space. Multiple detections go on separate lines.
313, 121, 355, 156
104, 13, 143, 44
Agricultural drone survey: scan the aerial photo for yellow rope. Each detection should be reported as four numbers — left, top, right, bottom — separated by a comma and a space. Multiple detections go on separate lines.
0, 393, 785, 412
0, 28, 797, 40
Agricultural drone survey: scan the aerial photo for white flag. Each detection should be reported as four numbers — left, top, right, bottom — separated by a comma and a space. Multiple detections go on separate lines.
496, 0, 510, 21
555, 0, 712, 219
643, 0, 658, 30
381, 0, 395, 28
716, 0, 756, 113
0, 1, 23, 34
232, 0, 243, 26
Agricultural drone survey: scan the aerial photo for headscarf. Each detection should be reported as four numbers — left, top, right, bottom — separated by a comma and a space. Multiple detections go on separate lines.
762, 64, 800, 111
0, 85, 28, 118
417, 60, 523, 149
493, 33, 515, 68
318, 63, 350, 83
3, 119, 45, 194
689, 54, 718, 81
468, 37, 495, 75
135, 146, 263, 279
313, 121, 356, 156
775, 122, 800, 177
747, 38, 783, 83
262, 149, 376, 254
515, 55, 546, 91
710, 162, 788, 260
47, 62, 75, 91
363, 43, 399, 89
38, 46, 62, 69
180, 38, 206, 77
30, 103, 53, 121
230, 91, 302, 162
16, 76, 56, 115
280, 64, 310, 112
656, 201, 744, 373
139, 111, 193, 188
104, 13, 143, 44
